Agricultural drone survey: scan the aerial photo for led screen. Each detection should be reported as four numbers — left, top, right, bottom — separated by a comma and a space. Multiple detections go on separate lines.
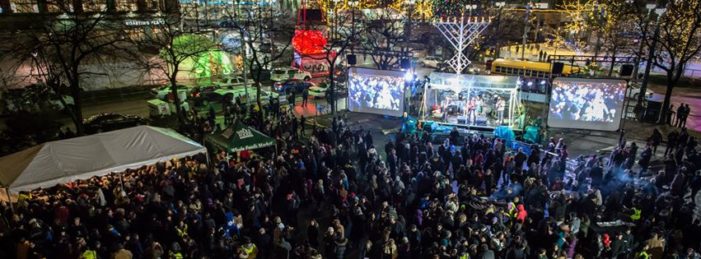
347, 68, 406, 117
548, 78, 626, 131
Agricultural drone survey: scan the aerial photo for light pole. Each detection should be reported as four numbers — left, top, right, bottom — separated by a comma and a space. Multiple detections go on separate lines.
592, 2, 606, 65
633, 3, 657, 84
404, 0, 415, 44
521, 1, 532, 60
349, 0, 358, 55
638, 5, 666, 108
494, 1, 506, 59
267, 0, 276, 58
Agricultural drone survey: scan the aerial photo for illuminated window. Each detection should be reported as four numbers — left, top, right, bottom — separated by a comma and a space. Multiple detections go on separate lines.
10, 0, 39, 13
82, 0, 107, 12
115, 0, 136, 11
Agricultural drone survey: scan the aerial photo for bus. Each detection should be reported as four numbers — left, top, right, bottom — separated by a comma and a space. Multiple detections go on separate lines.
487, 59, 581, 78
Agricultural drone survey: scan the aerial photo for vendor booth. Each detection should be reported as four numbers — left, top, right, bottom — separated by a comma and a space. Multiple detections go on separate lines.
422, 73, 519, 130
206, 122, 275, 153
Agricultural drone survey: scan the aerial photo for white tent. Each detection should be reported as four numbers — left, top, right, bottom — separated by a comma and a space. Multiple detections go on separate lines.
0, 126, 206, 193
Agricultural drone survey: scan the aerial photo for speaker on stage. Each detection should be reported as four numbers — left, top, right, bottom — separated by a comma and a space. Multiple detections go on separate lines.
457, 116, 467, 124
620, 64, 634, 77
644, 100, 662, 122
347, 54, 357, 65
552, 62, 564, 74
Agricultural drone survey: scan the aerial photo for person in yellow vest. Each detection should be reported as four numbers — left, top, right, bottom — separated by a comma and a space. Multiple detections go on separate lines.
79, 238, 97, 259
637, 245, 651, 259
240, 237, 258, 259
630, 207, 641, 221
81, 248, 97, 259
175, 221, 188, 239
169, 242, 184, 259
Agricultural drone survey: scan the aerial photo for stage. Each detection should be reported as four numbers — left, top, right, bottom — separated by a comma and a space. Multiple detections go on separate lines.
420, 73, 522, 132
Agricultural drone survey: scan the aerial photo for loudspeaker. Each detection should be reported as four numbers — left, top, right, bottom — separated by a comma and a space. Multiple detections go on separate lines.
643, 100, 662, 122
401, 59, 411, 69
346, 54, 356, 65
551, 62, 564, 74
620, 64, 634, 77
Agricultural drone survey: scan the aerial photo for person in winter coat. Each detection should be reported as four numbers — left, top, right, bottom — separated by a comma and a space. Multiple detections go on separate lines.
515, 204, 528, 224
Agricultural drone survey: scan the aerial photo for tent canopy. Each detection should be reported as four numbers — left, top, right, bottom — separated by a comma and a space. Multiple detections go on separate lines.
206, 123, 275, 153
0, 126, 206, 192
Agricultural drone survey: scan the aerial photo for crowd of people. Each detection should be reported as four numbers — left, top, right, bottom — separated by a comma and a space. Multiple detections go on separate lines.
1, 101, 701, 259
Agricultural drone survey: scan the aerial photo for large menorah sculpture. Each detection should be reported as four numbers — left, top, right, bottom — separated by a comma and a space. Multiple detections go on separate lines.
434, 16, 491, 74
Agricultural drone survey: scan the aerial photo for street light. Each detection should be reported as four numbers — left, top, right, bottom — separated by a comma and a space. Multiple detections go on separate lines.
632, 3, 658, 82
404, 0, 416, 43
592, 2, 606, 62
349, 0, 358, 55
521, 1, 532, 60
638, 5, 666, 107
465, 4, 478, 15
493, 1, 506, 59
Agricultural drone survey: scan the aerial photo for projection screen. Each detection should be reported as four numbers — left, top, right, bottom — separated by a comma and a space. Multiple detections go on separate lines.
547, 78, 626, 131
347, 68, 406, 117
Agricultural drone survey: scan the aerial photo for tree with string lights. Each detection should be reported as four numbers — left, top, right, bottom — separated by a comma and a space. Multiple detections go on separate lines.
128, 15, 217, 126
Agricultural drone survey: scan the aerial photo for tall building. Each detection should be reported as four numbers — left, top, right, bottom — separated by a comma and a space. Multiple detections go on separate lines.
0, 0, 179, 14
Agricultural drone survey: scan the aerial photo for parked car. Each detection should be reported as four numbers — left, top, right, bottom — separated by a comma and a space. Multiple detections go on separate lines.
214, 76, 254, 88
308, 83, 329, 98
84, 113, 149, 134
213, 87, 283, 106
151, 85, 190, 101
420, 56, 442, 68
48, 95, 75, 111
309, 79, 346, 98
273, 79, 314, 94
627, 83, 654, 100
270, 67, 312, 82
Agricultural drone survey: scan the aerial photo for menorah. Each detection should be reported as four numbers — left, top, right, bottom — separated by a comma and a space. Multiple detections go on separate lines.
433, 16, 491, 74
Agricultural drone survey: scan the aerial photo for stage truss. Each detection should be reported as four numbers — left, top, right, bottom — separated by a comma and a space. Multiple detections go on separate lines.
434, 16, 491, 74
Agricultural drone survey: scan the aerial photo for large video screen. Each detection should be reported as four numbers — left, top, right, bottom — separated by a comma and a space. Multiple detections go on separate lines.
548, 78, 626, 131
348, 68, 405, 117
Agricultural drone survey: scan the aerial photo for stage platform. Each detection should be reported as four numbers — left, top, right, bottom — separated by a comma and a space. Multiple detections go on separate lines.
421, 120, 522, 134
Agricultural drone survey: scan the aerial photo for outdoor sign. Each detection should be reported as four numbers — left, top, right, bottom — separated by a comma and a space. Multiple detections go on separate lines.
124, 18, 166, 27
293, 51, 336, 78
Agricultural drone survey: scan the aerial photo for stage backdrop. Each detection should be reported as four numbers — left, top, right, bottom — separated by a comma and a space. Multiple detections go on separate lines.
547, 78, 626, 131
347, 68, 406, 117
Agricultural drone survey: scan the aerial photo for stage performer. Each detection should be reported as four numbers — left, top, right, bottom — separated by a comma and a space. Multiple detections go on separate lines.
476, 95, 484, 117
496, 97, 506, 125
467, 97, 476, 124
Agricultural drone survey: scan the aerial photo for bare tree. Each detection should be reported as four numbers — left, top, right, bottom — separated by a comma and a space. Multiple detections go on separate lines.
2, 12, 129, 135
221, 5, 294, 113
472, 5, 522, 62
646, 0, 701, 122
128, 14, 216, 126
582, 0, 639, 76
361, 10, 408, 70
